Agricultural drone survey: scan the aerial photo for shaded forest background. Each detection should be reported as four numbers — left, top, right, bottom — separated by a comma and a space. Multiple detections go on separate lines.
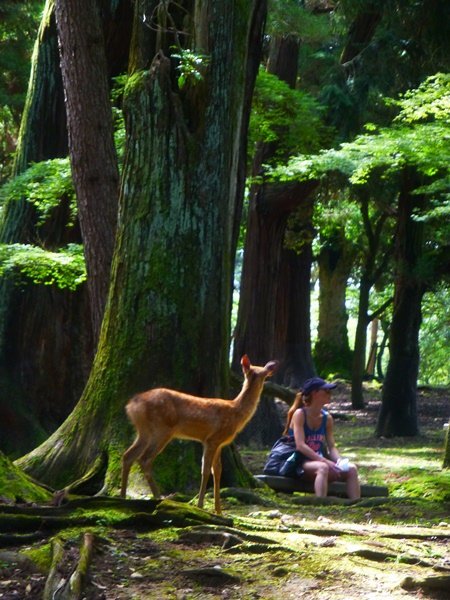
0, 0, 449, 497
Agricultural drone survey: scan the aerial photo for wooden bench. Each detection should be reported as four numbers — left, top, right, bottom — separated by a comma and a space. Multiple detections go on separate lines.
256, 474, 389, 498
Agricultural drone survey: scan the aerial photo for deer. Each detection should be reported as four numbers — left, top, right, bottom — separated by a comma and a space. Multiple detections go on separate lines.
120, 355, 278, 514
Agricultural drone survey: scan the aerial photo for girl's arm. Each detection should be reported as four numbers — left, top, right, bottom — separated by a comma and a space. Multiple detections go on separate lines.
325, 414, 340, 462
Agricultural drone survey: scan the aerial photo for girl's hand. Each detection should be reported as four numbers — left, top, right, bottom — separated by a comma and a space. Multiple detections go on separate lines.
325, 458, 341, 475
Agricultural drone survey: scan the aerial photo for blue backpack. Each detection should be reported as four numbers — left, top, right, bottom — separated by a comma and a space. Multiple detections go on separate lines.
263, 435, 304, 478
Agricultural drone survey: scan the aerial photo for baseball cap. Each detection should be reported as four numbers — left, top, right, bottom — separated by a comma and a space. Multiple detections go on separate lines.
302, 377, 337, 396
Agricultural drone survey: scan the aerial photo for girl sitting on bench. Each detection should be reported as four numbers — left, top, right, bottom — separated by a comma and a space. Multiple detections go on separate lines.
284, 377, 361, 500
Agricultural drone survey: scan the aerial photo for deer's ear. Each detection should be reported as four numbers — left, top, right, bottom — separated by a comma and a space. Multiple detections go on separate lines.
241, 355, 251, 373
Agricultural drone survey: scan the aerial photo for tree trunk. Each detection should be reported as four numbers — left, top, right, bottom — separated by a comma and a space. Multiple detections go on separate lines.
55, 0, 119, 343
314, 229, 352, 378
13, 0, 68, 176
376, 173, 425, 437
340, 3, 383, 65
443, 419, 450, 469
18, 0, 267, 495
0, 0, 132, 455
365, 318, 378, 378
351, 276, 371, 408
351, 192, 391, 409
0, 1, 90, 455
232, 180, 316, 389
232, 34, 316, 390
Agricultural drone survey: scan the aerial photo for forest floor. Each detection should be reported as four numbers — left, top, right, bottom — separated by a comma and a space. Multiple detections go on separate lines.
0, 382, 449, 599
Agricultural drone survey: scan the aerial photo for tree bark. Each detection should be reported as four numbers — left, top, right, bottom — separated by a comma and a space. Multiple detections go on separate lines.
443, 419, 450, 469
0, 1, 91, 455
232, 34, 317, 390
18, 0, 267, 495
55, 0, 119, 343
314, 229, 352, 377
340, 3, 383, 65
351, 193, 391, 409
351, 276, 371, 408
0, 0, 132, 455
376, 173, 425, 437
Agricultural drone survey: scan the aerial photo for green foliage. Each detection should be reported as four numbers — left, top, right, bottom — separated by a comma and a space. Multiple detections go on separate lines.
0, 158, 76, 226
272, 74, 450, 193
0, 1, 41, 181
268, 0, 333, 39
0, 1, 41, 113
419, 287, 450, 385
392, 73, 450, 124
249, 69, 329, 163
0, 105, 16, 184
0, 243, 86, 290
170, 48, 210, 89
111, 74, 128, 167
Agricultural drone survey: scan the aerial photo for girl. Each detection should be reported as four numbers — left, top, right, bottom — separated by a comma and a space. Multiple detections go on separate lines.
285, 377, 361, 499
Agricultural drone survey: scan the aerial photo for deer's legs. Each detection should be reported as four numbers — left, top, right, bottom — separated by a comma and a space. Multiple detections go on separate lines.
137, 434, 172, 499
198, 445, 222, 514
121, 435, 150, 498
198, 444, 221, 512
212, 450, 223, 514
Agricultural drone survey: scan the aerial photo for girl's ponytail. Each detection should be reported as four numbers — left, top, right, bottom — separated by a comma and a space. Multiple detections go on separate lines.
283, 391, 304, 435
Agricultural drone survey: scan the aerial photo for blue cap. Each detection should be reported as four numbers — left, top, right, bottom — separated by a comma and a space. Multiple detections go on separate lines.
302, 377, 337, 396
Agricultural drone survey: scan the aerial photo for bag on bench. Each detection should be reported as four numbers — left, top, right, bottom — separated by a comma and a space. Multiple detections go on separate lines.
263, 435, 304, 479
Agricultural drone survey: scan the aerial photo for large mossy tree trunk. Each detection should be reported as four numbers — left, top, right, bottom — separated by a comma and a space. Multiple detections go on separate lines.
0, 0, 89, 455
0, 0, 133, 456
18, 0, 267, 495
376, 174, 425, 437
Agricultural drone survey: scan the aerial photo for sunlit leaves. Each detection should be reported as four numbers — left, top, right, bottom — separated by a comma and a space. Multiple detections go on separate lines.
419, 287, 450, 385
249, 69, 329, 163
0, 159, 83, 290
272, 75, 450, 195
170, 48, 210, 89
0, 243, 86, 290
393, 73, 450, 124
0, 158, 76, 225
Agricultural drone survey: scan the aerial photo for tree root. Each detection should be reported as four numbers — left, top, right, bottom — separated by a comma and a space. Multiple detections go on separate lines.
349, 548, 450, 573
43, 533, 95, 600
0, 497, 232, 539
401, 574, 450, 593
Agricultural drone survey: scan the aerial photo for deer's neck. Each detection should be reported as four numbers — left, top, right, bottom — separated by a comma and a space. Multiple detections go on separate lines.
233, 377, 264, 422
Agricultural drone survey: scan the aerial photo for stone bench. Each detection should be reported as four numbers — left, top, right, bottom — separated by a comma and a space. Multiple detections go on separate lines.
256, 474, 389, 497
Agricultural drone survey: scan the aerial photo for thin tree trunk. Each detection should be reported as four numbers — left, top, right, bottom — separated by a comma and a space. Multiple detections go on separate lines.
55, 0, 119, 343
365, 317, 378, 377
351, 277, 371, 409
376, 172, 425, 437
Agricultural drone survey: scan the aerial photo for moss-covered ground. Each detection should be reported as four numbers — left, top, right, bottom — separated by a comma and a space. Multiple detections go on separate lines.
0, 383, 449, 598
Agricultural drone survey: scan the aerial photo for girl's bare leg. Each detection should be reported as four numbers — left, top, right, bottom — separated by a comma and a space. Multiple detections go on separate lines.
302, 461, 330, 497
344, 464, 361, 499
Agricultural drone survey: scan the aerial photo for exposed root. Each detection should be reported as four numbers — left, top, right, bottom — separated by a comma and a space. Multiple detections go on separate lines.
43, 533, 96, 600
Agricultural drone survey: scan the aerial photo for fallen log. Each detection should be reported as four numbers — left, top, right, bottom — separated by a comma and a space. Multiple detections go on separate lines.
255, 475, 389, 497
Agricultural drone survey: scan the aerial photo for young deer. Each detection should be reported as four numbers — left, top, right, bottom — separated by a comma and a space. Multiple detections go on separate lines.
121, 355, 278, 514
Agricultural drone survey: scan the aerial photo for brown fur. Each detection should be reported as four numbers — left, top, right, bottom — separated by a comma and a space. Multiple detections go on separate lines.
120, 355, 277, 514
